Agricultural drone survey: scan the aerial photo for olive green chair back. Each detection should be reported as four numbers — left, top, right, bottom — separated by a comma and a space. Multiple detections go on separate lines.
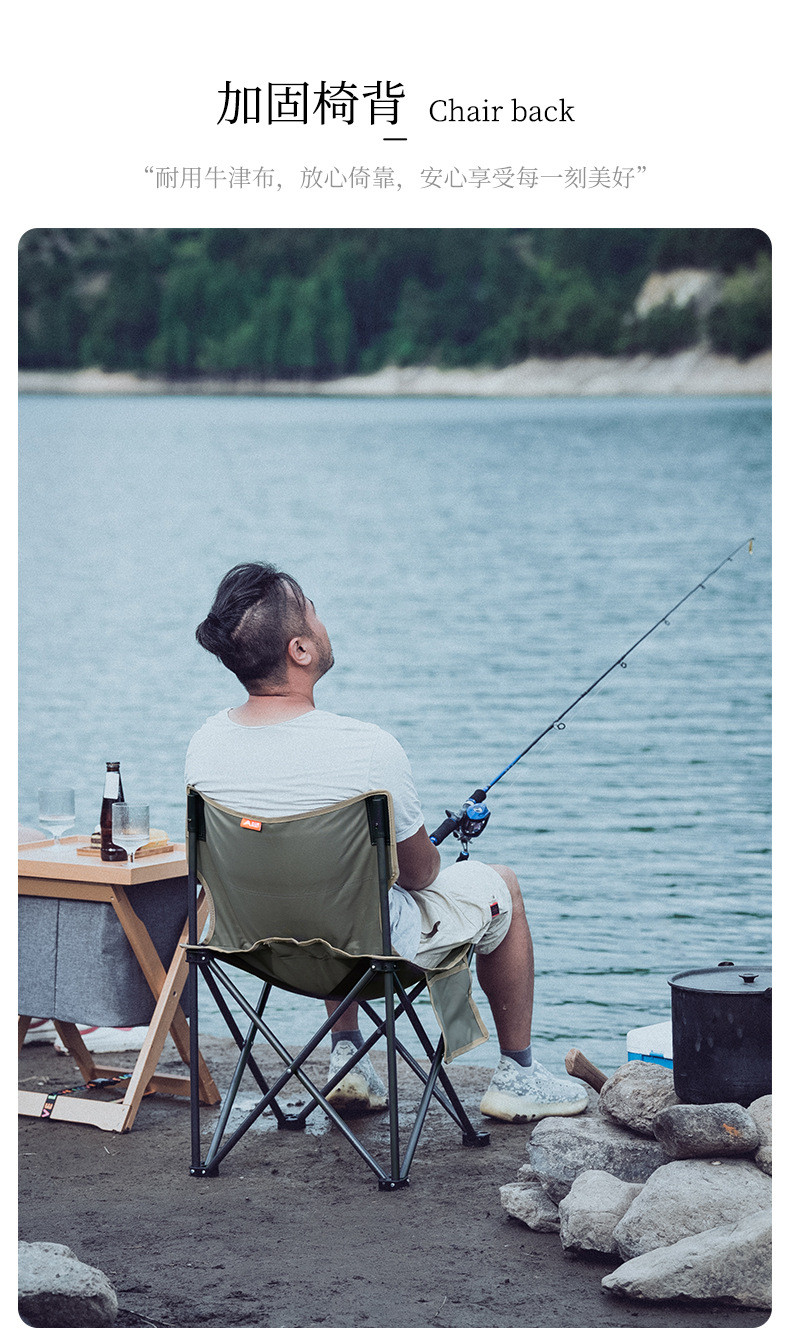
190, 788, 487, 1061
186, 787, 493, 1188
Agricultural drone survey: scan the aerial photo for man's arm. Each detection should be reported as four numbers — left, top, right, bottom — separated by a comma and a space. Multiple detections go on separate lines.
395, 825, 441, 891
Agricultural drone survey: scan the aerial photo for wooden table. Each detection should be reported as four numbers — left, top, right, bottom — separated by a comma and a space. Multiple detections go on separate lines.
18, 837, 219, 1132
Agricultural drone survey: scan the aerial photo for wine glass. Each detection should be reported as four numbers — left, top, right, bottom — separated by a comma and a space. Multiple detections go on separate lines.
112, 803, 150, 864
38, 787, 76, 844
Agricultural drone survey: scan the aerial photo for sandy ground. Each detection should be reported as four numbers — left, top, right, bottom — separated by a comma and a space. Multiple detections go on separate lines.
18, 350, 771, 399
18, 1035, 769, 1330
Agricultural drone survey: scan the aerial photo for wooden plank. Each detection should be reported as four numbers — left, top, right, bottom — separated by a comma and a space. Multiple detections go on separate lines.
83, 1067, 190, 1098
18, 877, 116, 902
18, 843, 187, 887
114, 976, 186, 1129
52, 1022, 99, 1082
143, 1074, 191, 1097
109, 887, 168, 994
168, 911, 221, 1107
140, 898, 219, 1105
18, 1090, 127, 1132
112, 894, 220, 1128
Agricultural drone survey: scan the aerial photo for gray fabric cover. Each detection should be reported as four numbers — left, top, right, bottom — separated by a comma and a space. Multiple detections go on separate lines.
18, 878, 189, 1026
192, 789, 488, 1061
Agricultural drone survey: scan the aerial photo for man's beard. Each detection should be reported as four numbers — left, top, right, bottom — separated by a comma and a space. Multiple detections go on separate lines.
315, 643, 334, 679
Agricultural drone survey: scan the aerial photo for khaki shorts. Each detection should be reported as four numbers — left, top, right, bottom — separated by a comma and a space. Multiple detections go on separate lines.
410, 860, 513, 970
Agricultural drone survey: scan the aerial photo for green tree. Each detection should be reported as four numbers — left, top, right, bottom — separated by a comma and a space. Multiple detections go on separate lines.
626, 300, 700, 355
707, 255, 771, 359
78, 249, 161, 369
280, 275, 323, 375
652, 228, 770, 273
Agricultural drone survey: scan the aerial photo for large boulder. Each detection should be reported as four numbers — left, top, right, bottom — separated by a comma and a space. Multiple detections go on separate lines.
602, 1207, 771, 1310
528, 1113, 670, 1203
652, 1103, 760, 1159
749, 1094, 772, 1176
558, 1171, 643, 1254
598, 1061, 678, 1136
18, 1241, 118, 1327
612, 1159, 772, 1259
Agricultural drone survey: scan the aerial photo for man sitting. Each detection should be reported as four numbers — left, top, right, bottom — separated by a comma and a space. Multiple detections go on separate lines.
185, 562, 587, 1123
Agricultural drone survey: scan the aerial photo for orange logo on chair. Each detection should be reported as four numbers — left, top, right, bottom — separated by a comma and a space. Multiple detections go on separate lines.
240, 818, 262, 831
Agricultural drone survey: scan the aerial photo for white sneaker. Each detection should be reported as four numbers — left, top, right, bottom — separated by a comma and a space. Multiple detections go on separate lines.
480, 1056, 589, 1123
325, 1040, 388, 1114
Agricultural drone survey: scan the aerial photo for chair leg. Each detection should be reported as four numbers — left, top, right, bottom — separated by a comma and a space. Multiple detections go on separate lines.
199, 966, 289, 1124
195, 960, 398, 1185
190, 962, 288, 1176
188, 955, 208, 1175
398, 1038, 446, 1178
188, 952, 486, 1187
204, 982, 280, 1164
379, 968, 408, 1189
392, 980, 490, 1146
359, 983, 490, 1147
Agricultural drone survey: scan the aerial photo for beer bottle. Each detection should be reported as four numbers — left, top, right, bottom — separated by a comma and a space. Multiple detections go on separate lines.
100, 761, 127, 861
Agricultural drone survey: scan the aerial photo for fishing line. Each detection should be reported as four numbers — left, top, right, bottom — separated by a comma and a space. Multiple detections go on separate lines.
430, 537, 754, 856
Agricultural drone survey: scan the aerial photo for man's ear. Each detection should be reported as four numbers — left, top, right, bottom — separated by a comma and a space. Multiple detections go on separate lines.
287, 635, 313, 667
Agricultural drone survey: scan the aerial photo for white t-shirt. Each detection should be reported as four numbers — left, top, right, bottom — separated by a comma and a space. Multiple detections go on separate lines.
184, 708, 424, 958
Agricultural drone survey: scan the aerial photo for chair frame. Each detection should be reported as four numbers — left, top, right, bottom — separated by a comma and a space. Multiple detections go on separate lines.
186, 789, 490, 1190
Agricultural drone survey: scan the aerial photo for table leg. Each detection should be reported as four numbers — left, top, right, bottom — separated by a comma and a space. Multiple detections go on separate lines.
52, 1022, 99, 1083
93, 888, 218, 1129
18, 1016, 32, 1054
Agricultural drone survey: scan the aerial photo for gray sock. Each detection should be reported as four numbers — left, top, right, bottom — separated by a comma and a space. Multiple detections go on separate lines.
331, 1029, 364, 1050
501, 1044, 533, 1068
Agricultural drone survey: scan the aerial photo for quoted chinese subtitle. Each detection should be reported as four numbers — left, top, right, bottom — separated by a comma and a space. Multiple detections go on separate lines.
144, 165, 647, 191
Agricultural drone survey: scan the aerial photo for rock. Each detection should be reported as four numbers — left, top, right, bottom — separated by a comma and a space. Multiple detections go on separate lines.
754, 1145, 771, 1176
598, 1061, 678, 1136
528, 1113, 670, 1203
558, 1171, 643, 1254
612, 1159, 772, 1259
749, 1094, 772, 1176
602, 1207, 771, 1310
653, 1102, 760, 1159
18, 1241, 119, 1327
500, 1181, 560, 1231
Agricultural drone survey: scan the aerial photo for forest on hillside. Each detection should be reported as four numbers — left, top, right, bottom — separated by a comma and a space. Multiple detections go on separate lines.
18, 228, 771, 378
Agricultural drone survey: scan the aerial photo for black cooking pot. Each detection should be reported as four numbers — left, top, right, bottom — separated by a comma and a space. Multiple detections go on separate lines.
668, 961, 771, 1106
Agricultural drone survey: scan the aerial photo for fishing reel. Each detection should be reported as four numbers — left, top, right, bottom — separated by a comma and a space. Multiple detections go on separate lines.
431, 789, 491, 861
454, 800, 491, 860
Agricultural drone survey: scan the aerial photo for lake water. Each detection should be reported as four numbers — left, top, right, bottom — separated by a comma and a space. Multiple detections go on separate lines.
19, 393, 771, 1075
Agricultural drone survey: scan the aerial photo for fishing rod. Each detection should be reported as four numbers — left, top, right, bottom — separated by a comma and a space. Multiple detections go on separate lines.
430, 537, 755, 858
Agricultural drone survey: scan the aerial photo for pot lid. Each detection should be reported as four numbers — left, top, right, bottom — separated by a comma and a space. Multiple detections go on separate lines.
669, 961, 772, 993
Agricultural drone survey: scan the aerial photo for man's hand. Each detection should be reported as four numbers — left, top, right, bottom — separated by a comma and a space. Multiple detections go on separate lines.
395, 825, 441, 891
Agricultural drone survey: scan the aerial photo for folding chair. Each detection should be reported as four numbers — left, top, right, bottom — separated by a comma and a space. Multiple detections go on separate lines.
186, 787, 491, 1189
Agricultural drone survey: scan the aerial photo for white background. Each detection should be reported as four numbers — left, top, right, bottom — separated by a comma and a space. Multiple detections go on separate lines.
5, 0, 783, 227
9, 4, 782, 1306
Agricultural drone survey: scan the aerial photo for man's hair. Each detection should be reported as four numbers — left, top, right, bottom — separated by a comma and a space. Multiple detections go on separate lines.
195, 563, 309, 691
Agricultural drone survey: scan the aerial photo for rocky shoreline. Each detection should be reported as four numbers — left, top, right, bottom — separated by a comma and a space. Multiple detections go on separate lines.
20, 1035, 766, 1329
501, 1061, 771, 1312
18, 348, 771, 398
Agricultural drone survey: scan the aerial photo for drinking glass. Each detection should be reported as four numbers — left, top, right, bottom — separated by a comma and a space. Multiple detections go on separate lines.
38, 787, 76, 844
112, 804, 150, 864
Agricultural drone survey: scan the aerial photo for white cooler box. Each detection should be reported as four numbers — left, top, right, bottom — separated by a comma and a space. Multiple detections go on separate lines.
626, 1019, 673, 1069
